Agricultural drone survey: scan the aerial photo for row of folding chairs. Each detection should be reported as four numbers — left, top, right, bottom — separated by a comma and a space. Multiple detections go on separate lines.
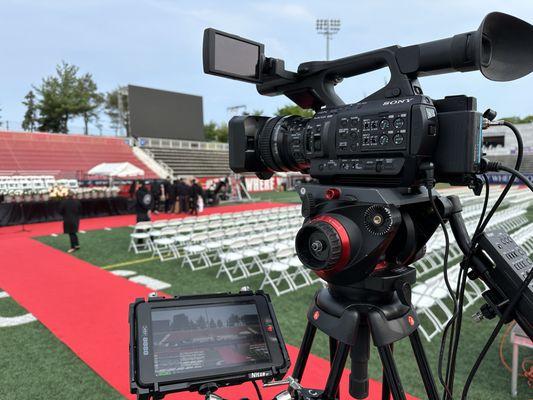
129, 216, 304, 258
414, 202, 530, 278
425, 206, 529, 254
181, 226, 298, 272
130, 209, 301, 236
177, 227, 322, 295
140, 205, 301, 228
412, 264, 487, 341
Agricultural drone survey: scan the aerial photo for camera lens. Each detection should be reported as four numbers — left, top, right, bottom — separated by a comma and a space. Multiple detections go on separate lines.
256, 115, 311, 173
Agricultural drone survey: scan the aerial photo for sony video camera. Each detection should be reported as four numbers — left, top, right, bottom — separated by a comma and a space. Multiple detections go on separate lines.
203, 12, 533, 188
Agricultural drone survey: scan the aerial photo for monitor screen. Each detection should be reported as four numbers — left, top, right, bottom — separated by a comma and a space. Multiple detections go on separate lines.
151, 302, 271, 378
214, 33, 261, 80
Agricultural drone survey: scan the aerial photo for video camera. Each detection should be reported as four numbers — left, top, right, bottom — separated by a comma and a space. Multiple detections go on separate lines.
204, 12, 532, 188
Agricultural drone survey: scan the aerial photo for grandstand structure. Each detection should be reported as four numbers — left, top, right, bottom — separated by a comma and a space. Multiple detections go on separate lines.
483, 122, 533, 173
137, 136, 230, 177
0, 131, 158, 180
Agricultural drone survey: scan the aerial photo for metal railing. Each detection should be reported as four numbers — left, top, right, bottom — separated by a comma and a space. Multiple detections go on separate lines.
140, 147, 174, 177
137, 137, 228, 151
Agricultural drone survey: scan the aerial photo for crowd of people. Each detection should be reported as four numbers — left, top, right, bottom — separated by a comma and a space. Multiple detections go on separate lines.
130, 177, 205, 223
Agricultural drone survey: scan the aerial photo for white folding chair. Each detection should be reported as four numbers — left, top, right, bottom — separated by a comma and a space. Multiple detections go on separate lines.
217, 240, 248, 282
152, 228, 179, 261
128, 223, 152, 254
259, 247, 295, 296
181, 233, 210, 271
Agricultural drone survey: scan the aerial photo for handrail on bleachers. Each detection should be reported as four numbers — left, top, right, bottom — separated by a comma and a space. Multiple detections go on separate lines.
137, 137, 228, 151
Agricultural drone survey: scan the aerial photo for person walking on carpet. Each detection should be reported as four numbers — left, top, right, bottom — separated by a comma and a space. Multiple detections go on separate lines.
59, 191, 82, 253
135, 181, 154, 222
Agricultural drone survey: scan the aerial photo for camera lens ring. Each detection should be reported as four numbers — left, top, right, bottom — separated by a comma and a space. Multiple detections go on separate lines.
271, 116, 294, 172
257, 116, 283, 171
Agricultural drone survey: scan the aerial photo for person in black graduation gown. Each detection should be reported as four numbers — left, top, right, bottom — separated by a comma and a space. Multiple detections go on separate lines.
176, 178, 189, 213
59, 192, 82, 253
189, 179, 204, 216
150, 180, 162, 214
135, 182, 153, 222
163, 177, 174, 212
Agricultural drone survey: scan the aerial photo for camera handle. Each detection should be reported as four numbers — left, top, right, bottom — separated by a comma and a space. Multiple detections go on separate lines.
258, 47, 423, 111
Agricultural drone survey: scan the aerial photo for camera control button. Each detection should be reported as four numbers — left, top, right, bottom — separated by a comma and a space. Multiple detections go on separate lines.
379, 135, 389, 145
379, 119, 390, 130
393, 118, 404, 129
393, 134, 404, 145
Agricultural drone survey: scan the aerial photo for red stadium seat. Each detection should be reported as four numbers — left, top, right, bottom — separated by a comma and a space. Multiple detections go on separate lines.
0, 131, 158, 179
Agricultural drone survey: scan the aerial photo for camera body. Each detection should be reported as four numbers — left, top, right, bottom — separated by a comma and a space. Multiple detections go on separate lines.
229, 94, 482, 187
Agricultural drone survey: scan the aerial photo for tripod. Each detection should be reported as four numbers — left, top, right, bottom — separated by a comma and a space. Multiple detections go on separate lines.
290, 267, 439, 400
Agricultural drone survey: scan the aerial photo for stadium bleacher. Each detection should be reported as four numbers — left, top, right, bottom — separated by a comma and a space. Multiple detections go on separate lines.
144, 146, 230, 176
0, 131, 158, 179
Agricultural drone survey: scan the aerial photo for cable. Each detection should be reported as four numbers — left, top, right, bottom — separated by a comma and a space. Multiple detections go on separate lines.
497, 165, 533, 192
461, 164, 533, 399
443, 175, 490, 398
499, 322, 515, 372
252, 380, 263, 400
476, 121, 523, 235
447, 121, 522, 398
427, 185, 455, 399
461, 266, 533, 399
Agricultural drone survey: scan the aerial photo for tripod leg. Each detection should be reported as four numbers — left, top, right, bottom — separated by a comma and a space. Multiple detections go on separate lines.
292, 322, 317, 383
409, 330, 440, 400
381, 343, 392, 400
377, 345, 406, 400
349, 323, 370, 399
329, 337, 340, 400
323, 342, 350, 400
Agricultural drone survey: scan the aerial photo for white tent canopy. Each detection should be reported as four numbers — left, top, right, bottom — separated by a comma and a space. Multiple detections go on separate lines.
87, 162, 144, 177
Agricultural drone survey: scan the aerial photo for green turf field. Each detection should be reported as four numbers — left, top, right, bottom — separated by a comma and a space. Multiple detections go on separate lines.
1, 190, 532, 399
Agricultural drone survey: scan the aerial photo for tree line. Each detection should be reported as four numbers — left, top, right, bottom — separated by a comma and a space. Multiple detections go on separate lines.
10, 63, 533, 140
20, 61, 129, 135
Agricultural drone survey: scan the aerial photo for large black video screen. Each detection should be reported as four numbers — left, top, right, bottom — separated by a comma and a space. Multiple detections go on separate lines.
151, 303, 271, 377
128, 85, 205, 141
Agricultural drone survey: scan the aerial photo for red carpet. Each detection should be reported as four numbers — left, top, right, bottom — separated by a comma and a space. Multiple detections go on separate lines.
0, 202, 418, 399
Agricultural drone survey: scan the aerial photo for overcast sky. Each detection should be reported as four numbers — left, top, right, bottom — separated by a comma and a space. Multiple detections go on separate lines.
1, 0, 532, 134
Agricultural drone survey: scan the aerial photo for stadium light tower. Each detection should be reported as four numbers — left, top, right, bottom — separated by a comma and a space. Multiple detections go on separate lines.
316, 19, 341, 61
227, 105, 247, 116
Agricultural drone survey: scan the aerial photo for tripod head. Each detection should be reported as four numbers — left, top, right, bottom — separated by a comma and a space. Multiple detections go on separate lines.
294, 184, 449, 286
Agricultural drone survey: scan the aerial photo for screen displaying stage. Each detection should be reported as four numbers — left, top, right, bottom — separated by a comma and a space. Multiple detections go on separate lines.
128, 85, 205, 141
151, 303, 271, 377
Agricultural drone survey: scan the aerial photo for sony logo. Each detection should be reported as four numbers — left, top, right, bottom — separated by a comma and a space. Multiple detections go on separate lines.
383, 98, 414, 105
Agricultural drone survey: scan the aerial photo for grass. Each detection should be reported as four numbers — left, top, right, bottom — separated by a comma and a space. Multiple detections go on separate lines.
0, 292, 123, 399
2, 190, 532, 399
